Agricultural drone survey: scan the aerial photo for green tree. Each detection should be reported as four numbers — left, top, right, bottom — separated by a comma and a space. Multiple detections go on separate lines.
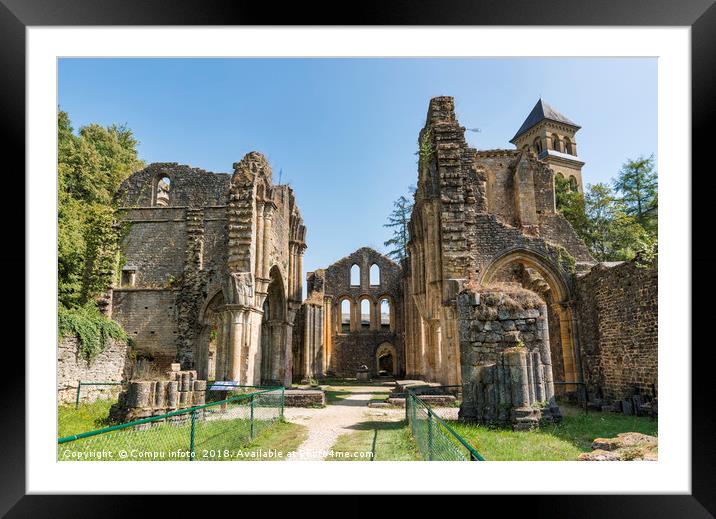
58, 110, 143, 308
613, 154, 658, 231
383, 188, 415, 262
583, 183, 653, 262
57, 110, 143, 358
554, 175, 589, 238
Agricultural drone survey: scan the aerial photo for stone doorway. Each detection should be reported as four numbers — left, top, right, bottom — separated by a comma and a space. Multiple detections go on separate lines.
376, 342, 398, 377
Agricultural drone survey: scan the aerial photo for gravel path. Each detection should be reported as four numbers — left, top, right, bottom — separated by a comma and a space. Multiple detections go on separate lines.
283, 385, 390, 461
283, 384, 458, 460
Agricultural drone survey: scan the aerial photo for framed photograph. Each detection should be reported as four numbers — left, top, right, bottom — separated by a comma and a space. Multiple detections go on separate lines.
5, 0, 713, 515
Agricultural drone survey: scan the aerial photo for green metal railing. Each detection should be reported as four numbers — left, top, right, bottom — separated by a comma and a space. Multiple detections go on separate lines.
406, 389, 484, 461
58, 387, 284, 461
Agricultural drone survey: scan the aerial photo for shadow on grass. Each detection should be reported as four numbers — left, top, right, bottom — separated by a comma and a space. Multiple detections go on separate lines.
345, 420, 407, 431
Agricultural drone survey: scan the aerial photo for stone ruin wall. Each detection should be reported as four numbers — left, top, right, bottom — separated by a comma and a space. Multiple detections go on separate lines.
57, 336, 130, 404
404, 96, 595, 388
108, 154, 306, 385
296, 248, 405, 379
111, 289, 178, 371
576, 259, 658, 405
457, 286, 561, 430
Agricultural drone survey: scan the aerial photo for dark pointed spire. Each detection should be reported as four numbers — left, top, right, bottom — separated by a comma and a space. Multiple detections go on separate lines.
510, 99, 580, 143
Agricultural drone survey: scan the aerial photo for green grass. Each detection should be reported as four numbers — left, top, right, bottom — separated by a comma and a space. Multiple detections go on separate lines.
326, 420, 422, 461
58, 399, 117, 438
448, 405, 658, 461
370, 392, 390, 401
58, 400, 303, 461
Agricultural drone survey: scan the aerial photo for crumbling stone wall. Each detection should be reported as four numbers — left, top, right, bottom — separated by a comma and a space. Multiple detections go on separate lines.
296, 247, 405, 379
405, 96, 595, 387
111, 153, 307, 386
457, 286, 560, 430
57, 336, 130, 404
576, 259, 658, 403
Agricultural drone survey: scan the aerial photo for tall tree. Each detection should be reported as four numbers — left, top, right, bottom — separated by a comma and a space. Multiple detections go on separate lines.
58, 110, 144, 308
583, 183, 653, 262
383, 188, 415, 262
554, 175, 589, 238
613, 154, 658, 231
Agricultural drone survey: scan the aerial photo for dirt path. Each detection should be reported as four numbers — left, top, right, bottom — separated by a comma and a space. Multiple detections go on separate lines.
283, 385, 394, 461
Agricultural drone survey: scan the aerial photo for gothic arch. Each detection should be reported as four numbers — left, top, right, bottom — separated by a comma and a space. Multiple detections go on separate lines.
480, 248, 580, 386
260, 265, 288, 385
194, 289, 225, 380
480, 247, 570, 302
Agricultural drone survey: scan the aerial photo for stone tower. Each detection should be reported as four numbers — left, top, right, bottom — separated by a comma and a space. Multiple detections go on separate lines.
510, 99, 585, 193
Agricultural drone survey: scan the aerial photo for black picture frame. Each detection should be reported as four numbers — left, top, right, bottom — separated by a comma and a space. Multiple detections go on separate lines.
3, 0, 713, 516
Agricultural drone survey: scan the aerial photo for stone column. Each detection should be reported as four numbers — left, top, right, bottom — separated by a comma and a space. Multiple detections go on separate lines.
262, 205, 274, 279
255, 201, 265, 277
227, 306, 246, 382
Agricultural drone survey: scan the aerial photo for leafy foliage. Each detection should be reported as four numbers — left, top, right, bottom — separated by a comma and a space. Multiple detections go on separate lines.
58, 110, 143, 356
383, 188, 415, 262
58, 304, 128, 361
555, 156, 657, 262
58, 110, 143, 307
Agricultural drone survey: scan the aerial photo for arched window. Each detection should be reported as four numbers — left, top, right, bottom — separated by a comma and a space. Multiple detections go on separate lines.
360, 299, 371, 330
380, 298, 391, 330
350, 264, 360, 286
340, 299, 351, 333
552, 134, 561, 152
555, 172, 565, 182
370, 264, 380, 286
154, 176, 171, 206
533, 137, 542, 154
564, 137, 573, 155
569, 176, 578, 192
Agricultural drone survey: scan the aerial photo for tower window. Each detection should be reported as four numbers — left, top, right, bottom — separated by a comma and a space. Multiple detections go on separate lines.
564, 137, 574, 155
552, 134, 561, 152
350, 264, 360, 286
569, 176, 578, 192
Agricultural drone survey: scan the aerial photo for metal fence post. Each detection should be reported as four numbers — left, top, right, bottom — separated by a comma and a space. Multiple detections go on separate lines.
75, 382, 82, 409
249, 394, 255, 440
189, 410, 197, 461
280, 387, 284, 421
427, 408, 433, 461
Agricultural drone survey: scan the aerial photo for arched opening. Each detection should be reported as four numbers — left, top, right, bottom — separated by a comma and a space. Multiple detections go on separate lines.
196, 290, 225, 380
376, 342, 398, 376
569, 176, 578, 192
379, 298, 391, 331
481, 249, 579, 395
552, 134, 561, 152
154, 176, 171, 207
360, 298, 371, 330
339, 298, 352, 333
533, 137, 542, 154
564, 137, 574, 155
369, 264, 380, 286
350, 264, 360, 286
260, 266, 287, 386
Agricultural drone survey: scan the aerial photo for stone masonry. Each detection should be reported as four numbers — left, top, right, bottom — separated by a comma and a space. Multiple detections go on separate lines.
57, 336, 130, 404
457, 285, 561, 429
59, 95, 658, 416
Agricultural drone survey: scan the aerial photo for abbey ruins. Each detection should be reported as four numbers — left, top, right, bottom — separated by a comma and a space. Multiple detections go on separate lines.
63, 96, 657, 423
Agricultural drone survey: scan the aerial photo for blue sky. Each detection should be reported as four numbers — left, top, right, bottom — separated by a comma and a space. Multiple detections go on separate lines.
58, 58, 657, 276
